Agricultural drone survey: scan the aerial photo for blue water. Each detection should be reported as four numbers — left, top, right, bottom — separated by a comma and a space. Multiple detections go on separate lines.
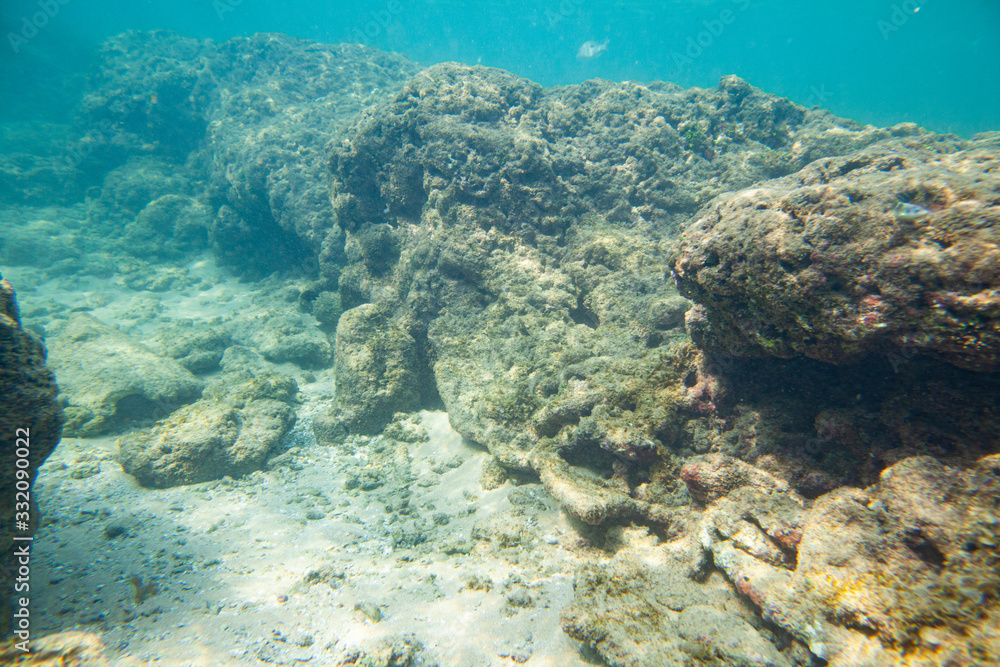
2, 0, 998, 136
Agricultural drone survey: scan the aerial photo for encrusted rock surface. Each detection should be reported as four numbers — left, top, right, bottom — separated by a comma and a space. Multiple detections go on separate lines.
321, 64, 915, 519
671, 135, 1000, 371
117, 374, 297, 487
562, 527, 803, 667
331, 303, 423, 435
681, 453, 1000, 666
45, 313, 204, 437
0, 278, 64, 630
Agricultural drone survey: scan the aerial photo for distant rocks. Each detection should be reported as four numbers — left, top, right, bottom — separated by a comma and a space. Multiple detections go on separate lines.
202, 36, 420, 277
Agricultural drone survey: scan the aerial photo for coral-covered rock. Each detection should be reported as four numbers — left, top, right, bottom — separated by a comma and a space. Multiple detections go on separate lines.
117, 375, 296, 487
686, 454, 1000, 666
333, 304, 423, 435
0, 278, 64, 631
323, 64, 902, 522
671, 135, 1000, 371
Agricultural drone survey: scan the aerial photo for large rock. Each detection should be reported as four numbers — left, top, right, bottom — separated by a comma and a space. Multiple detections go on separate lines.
670, 135, 1000, 371
118, 374, 297, 487
0, 278, 64, 633
46, 313, 203, 436
323, 64, 900, 521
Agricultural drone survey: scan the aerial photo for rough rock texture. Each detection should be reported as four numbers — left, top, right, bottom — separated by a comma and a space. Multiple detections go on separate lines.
45, 313, 204, 436
249, 312, 332, 369
204, 36, 420, 276
671, 135, 1000, 371
321, 63, 906, 521
117, 374, 297, 487
562, 528, 804, 667
0, 278, 64, 632
332, 304, 423, 435
681, 453, 1000, 666
0, 630, 110, 665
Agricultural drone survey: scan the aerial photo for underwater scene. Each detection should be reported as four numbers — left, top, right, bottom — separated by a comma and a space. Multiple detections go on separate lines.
1, 1, 999, 665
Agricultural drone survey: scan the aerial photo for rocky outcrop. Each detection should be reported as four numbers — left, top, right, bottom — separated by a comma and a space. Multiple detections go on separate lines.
321, 63, 909, 522
671, 135, 1000, 371
46, 313, 203, 436
0, 278, 64, 632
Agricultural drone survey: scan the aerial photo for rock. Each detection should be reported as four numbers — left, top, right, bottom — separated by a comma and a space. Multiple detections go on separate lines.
117, 376, 296, 487
670, 135, 1000, 371
322, 63, 892, 525
147, 323, 230, 374
122, 193, 212, 260
675, 605, 792, 667
562, 527, 791, 667
250, 312, 332, 369
471, 512, 537, 549
0, 278, 64, 630
46, 313, 203, 436
204, 35, 420, 277
310, 290, 343, 331
0, 630, 111, 666
338, 634, 430, 667
685, 454, 1000, 666
332, 304, 423, 434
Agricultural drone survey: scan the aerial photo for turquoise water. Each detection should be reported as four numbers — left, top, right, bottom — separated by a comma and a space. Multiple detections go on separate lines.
2, 0, 998, 135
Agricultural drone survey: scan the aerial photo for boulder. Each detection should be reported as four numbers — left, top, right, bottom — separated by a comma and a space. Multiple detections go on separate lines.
118, 375, 297, 487
0, 278, 63, 632
670, 135, 1000, 371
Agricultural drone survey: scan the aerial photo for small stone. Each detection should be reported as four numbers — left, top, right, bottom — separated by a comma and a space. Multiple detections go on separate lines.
354, 601, 382, 623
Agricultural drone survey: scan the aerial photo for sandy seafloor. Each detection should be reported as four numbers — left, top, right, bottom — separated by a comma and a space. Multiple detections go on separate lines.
7, 256, 598, 666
